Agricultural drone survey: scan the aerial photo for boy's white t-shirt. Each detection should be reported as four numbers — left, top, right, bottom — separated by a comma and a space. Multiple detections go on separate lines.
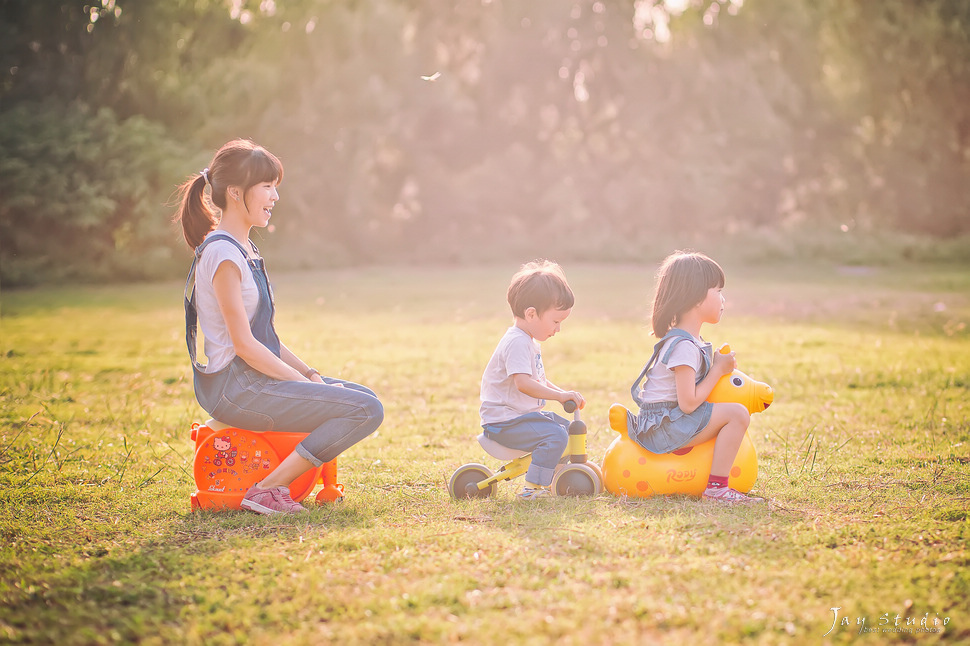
639, 334, 706, 404
194, 233, 259, 373
480, 326, 546, 425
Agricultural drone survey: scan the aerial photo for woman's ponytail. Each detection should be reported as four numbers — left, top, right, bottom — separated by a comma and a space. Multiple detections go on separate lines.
174, 172, 217, 249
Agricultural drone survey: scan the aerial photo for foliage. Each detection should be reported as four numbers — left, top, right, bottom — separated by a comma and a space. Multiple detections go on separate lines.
0, 0, 969, 283
808, 0, 970, 236
0, 103, 197, 286
1, 263, 968, 643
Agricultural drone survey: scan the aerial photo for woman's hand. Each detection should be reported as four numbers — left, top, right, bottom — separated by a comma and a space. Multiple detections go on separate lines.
280, 347, 343, 385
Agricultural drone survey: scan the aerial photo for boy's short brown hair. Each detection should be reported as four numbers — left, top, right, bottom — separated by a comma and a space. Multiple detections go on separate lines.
507, 260, 575, 318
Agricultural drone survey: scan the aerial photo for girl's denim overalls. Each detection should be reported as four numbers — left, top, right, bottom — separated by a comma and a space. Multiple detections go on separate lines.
184, 233, 383, 467
627, 328, 715, 454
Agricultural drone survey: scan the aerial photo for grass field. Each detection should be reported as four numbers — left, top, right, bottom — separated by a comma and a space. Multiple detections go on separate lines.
1, 260, 968, 645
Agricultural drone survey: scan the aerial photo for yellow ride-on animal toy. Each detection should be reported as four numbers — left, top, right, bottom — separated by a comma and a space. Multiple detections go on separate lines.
448, 401, 604, 499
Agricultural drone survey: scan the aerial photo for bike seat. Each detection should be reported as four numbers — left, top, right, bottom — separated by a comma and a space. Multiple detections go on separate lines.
477, 433, 529, 460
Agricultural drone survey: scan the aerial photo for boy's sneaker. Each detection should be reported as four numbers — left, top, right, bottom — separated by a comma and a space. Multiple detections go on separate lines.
519, 486, 552, 501
240, 484, 307, 515
702, 486, 764, 505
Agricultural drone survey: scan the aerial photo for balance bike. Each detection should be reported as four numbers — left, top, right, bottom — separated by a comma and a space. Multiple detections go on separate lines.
448, 401, 604, 499
190, 418, 345, 510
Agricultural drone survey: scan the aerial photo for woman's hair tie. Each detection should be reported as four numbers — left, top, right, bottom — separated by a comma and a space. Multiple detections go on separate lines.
201, 168, 210, 186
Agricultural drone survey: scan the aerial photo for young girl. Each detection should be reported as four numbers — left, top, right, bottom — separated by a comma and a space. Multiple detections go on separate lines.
629, 251, 763, 504
176, 139, 384, 515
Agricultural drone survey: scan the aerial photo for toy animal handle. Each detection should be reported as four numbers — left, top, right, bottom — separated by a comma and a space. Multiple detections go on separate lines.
563, 400, 577, 414
719, 344, 732, 354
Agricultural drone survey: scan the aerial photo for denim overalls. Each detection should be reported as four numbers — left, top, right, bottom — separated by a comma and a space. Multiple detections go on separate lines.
184, 232, 383, 467
627, 328, 714, 454
185, 233, 281, 410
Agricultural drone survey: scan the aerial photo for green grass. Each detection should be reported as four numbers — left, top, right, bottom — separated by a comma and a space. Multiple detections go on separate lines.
1, 261, 968, 645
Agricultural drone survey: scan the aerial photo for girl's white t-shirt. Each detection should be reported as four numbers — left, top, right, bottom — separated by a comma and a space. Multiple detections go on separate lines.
195, 233, 259, 373
639, 335, 705, 404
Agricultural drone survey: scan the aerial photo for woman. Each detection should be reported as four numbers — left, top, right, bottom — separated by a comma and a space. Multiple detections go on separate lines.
176, 139, 383, 515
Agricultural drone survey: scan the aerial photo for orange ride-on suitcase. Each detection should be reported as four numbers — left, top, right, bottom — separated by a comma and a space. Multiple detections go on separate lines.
190, 419, 344, 510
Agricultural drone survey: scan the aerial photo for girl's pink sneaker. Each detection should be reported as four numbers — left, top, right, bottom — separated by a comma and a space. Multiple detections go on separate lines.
240, 485, 307, 515
702, 486, 764, 504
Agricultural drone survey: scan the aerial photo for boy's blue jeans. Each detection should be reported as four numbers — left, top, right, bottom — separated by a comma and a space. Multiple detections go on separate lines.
483, 411, 569, 487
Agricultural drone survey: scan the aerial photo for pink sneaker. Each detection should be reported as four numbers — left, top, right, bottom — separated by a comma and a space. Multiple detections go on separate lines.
702, 486, 764, 505
240, 484, 307, 515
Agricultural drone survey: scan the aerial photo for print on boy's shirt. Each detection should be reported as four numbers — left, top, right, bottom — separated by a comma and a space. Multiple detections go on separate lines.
535, 352, 546, 407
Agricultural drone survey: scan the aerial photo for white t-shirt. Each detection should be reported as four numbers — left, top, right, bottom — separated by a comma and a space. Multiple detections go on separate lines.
195, 233, 259, 373
480, 326, 546, 425
639, 334, 706, 404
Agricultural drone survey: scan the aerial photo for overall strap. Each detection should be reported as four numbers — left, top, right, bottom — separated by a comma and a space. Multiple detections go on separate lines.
183, 232, 257, 372
660, 328, 701, 364
629, 328, 698, 406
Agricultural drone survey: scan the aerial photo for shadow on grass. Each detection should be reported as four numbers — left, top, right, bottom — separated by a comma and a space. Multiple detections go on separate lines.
0, 500, 373, 644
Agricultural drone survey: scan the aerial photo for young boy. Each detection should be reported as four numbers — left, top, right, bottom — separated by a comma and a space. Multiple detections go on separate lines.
480, 260, 585, 500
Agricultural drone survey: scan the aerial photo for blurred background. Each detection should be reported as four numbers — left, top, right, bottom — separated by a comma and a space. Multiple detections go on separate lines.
1, 0, 968, 286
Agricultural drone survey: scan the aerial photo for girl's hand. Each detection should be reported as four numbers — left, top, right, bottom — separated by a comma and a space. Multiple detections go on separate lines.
713, 349, 737, 377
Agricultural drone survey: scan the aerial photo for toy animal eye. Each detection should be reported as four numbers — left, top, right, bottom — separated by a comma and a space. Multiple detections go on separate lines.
732, 377, 744, 387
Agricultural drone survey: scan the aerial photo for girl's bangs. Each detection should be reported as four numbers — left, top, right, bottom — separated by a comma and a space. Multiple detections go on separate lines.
702, 259, 725, 288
